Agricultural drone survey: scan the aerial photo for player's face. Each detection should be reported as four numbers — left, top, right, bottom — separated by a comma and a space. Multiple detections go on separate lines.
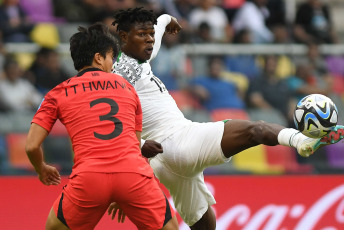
122, 22, 155, 62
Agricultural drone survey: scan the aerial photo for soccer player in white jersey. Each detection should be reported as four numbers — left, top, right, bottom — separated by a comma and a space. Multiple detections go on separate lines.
109, 7, 344, 230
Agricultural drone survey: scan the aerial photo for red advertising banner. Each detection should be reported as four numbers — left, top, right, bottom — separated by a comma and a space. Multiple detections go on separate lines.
1, 175, 344, 230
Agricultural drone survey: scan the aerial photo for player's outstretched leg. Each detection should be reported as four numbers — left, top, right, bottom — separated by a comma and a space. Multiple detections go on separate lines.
220, 119, 284, 158
220, 120, 344, 159
297, 125, 344, 157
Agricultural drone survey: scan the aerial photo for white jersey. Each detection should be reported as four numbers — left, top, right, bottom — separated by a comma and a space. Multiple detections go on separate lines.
112, 15, 191, 142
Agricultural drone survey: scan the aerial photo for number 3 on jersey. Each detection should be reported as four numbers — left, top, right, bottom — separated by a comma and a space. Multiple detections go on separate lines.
150, 76, 167, 93
90, 98, 123, 140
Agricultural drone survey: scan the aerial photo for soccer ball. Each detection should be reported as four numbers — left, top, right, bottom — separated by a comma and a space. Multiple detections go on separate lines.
294, 94, 338, 138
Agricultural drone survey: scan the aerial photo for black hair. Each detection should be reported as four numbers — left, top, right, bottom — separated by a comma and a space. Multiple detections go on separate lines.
112, 7, 157, 32
69, 22, 119, 71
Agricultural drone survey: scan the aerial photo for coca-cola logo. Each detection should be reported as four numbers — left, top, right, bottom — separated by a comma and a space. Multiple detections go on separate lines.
171, 184, 344, 230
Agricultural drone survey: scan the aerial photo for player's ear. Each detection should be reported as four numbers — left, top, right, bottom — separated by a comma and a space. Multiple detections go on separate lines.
94, 53, 103, 66
118, 31, 127, 43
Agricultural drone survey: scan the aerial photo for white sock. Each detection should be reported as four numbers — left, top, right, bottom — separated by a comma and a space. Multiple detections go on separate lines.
278, 128, 308, 148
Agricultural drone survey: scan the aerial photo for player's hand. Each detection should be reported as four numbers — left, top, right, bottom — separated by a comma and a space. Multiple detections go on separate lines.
37, 163, 61, 186
141, 140, 163, 158
108, 202, 126, 223
166, 16, 182, 35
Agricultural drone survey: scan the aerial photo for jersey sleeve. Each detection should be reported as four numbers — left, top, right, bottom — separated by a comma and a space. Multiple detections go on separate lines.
150, 14, 171, 61
31, 93, 58, 133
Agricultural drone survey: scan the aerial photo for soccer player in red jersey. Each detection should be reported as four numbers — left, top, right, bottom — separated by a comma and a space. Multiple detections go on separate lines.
25, 23, 178, 230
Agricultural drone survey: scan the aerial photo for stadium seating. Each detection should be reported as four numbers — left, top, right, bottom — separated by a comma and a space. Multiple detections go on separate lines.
169, 90, 212, 122
30, 23, 60, 49
0, 135, 7, 174
210, 108, 249, 121
14, 52, 35, 70
224, 55, 261, 79
332, 74, 344, 95
20, 0, 65, 23
57, 23, 88, 43
169, 90, 203, 111
265, 145, 313, 174
325, 141, 344, 171
43, 135, 73, 175
0, 113, 14, 135
248, 108, 288, 127
232, 144, 284, 174
326, 56, 344, 76
6, 133, 33, 171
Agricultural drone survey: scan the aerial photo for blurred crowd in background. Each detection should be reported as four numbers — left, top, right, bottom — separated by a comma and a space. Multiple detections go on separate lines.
0, 0, 343, 176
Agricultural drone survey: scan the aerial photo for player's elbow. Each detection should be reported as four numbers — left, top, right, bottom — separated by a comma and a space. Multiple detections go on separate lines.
25, 142, 39, 155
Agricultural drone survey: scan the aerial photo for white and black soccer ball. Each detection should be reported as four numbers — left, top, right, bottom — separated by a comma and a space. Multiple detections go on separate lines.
294, 94, 338, 138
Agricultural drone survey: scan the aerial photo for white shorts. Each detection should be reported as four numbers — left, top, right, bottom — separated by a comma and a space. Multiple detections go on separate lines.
149, 121, 230, 226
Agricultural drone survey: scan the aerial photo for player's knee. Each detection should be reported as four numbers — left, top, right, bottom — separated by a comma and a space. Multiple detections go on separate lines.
249, 120, 268, 144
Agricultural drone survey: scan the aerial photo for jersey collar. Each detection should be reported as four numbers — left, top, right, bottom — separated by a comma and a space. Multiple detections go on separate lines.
77, 68, 103, 77
118, 51, 147, 64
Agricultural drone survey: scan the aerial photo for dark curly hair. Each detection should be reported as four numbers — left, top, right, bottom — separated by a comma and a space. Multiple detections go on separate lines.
112, 7, 157, 32
70, 22, 119, 71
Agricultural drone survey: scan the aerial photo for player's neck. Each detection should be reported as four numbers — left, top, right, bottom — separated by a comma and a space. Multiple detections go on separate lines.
78, 66, 102, 73
79, 66, 94, 72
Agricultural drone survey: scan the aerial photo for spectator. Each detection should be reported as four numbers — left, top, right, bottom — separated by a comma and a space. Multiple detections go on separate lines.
294, 0, 338, 44
271, 24, 291, 44
189, 22, 213, 77
0, 56, 43, 112
221, 0, 245, 23
26, 47, 69, 95
192, 21, 214, 43
287, 63, 332, 102
0, 0, 35, 42
149, 0, 192, 36
188, 56, 245, 112
232, 0, 273, 44
293, 42, 336, 100
149, 0, 184, 20
189, 0, 232, 43
92, 10, 118, 37
296, 42, 329, 78
233, 28, 252, 44
52, 0, 90, 23
247, 55, 294, 123
265, 0, 286, 27
174, 0, 197, 20
224, 27, 261, 80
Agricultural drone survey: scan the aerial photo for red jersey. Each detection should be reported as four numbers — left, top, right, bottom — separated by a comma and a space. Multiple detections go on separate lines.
32, 68, 153, 178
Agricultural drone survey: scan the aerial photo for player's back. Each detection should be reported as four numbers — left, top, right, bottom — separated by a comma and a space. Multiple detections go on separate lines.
33, 68, 152, 177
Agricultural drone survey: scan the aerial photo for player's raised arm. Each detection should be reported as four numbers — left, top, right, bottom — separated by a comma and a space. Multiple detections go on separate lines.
150, 15, 182, 61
